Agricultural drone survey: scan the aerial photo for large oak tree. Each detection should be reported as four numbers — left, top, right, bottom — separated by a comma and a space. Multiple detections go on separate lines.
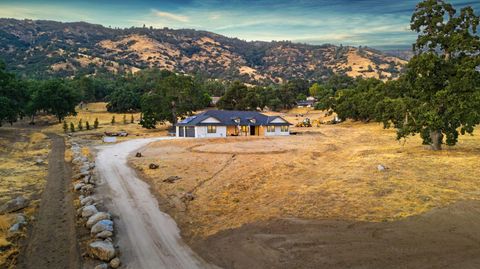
380, 0, 480, 150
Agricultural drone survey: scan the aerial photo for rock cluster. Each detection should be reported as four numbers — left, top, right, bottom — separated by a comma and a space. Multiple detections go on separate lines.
8, 214, 27, 234
0, 196, 29, 214
69, 142, 121, 267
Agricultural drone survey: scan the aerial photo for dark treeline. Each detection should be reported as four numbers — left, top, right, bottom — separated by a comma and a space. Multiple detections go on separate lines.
0, 61, 80, 125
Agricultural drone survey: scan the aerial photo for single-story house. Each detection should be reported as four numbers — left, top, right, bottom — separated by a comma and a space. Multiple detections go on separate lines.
175, 110, 291, 138
296, 100, 316, 108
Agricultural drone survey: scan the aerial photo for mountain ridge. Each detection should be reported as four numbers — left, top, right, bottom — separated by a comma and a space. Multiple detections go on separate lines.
0, 18, 408, 82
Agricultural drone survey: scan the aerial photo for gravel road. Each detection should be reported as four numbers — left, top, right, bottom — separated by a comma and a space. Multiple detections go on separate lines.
95, 137, 217, 269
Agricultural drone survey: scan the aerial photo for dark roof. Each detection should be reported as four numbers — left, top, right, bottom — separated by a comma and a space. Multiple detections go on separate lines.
296, 100, 316, 106
176, 110, 291, 126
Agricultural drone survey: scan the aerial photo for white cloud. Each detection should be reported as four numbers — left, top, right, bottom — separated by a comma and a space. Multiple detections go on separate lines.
151, 9, 189, 23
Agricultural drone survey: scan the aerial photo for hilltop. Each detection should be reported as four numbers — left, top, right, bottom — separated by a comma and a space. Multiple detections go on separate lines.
0, 18, 407, 83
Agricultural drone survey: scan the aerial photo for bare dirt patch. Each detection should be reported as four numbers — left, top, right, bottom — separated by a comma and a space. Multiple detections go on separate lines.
194, 201, 480, 269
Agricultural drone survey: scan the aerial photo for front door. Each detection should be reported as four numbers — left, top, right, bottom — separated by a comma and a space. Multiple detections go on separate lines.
250, 126, 256, 136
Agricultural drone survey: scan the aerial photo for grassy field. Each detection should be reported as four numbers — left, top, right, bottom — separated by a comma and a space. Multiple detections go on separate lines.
45, 102, 168, 140
0, 129, 50, 267
130, 117, 480, 240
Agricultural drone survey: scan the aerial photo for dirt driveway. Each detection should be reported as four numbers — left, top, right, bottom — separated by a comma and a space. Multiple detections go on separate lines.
95, 138, 218, 269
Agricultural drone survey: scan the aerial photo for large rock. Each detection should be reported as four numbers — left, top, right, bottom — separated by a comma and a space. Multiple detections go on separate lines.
80, 196, 95, 206
95, 230, 113, 239
88, 240, 115, 261
73, 182, 85, 191
377, 164, 387, 172
0, 196, 29, 214
87, 212, 111, 228
80, 184, 95, 195
91, 220, 114, 235
81, 205, 98, 218
110, 257, 121, 268
163, 176, 181, 183
94, 263, 108, 269
9, 223, 21, 233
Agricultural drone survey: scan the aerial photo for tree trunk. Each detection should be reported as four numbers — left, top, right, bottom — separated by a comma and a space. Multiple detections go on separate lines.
430, 130, 442, 151
171, 101, 177, 125
30, 114, 35, 125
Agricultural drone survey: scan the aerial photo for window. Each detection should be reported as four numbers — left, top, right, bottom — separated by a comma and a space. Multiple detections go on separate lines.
207, 126, 217, 133
241, 126, 248, 134
281, 125, 289, 132
267, 126, 275, 132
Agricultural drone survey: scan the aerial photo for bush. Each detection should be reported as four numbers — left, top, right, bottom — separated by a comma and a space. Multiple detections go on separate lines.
70, 122, 75, 132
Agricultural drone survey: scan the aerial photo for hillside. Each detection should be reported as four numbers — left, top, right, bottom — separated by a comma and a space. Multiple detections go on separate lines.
0, 18, 407, 82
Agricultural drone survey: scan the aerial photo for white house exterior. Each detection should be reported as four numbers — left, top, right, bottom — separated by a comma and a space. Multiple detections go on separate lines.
175, 110, 291, 138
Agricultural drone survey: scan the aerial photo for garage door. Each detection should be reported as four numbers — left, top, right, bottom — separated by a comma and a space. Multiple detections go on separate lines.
186, 126, 195, 137
179, 126, 185, 137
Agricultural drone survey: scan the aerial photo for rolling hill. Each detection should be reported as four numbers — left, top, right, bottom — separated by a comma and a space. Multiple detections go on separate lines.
0, 18, 407, 83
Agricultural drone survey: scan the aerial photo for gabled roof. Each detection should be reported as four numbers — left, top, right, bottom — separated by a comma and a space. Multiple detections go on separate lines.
176, 110, 291, 126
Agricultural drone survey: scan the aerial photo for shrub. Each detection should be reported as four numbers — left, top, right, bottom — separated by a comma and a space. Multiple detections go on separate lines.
63, 121, 68, 133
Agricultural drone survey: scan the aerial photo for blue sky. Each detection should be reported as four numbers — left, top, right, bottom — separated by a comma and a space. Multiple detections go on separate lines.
0, 0, 478, 49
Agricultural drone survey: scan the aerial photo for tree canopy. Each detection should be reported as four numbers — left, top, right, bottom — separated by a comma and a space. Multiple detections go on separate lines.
140, 72, 210, 128
379, 0, 480, 150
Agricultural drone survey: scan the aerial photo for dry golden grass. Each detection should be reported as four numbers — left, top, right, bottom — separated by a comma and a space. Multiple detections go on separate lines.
131, 119, 480, 239
0, 130, 48, 268
0, 215, 12, 248
45, 102, 168, 139
0, 131, 50, 205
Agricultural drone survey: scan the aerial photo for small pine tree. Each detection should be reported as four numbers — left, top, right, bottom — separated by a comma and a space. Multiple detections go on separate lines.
63, 121, 68, 133
130, 114, 134, 124
70, 122, 75, 132
123, 114, 127, 124
94, 118, 99, 129
78, 119, 83, 131
111, 116, 116, 125
86, 121, 90, 130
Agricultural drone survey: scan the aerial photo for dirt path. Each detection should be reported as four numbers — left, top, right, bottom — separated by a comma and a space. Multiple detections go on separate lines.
95, 138, 218, 269
18, 133, 80, 269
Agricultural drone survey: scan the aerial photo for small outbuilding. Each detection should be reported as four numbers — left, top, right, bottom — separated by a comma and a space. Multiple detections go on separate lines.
175, 110, 291, 138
